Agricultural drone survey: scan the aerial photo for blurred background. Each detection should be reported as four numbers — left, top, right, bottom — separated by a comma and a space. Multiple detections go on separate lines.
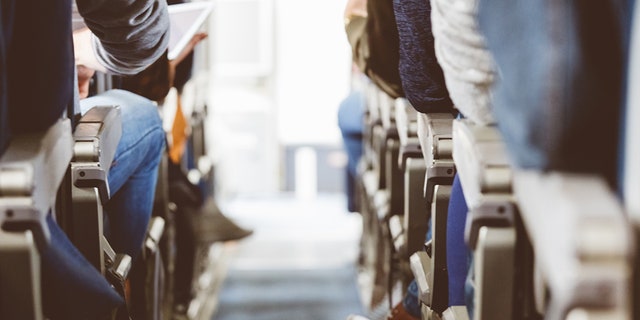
192, 1, 366, 319
209, 0, 351, 197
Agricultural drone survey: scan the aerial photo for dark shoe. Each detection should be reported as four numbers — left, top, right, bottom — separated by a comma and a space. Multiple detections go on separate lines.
190, 198, 253, 243
387, 303, 419, 320
168, 160, 204, 207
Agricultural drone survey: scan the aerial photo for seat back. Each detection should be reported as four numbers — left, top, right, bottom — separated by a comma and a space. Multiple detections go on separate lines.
0, 1, 75, 317
0, 119, 72, 320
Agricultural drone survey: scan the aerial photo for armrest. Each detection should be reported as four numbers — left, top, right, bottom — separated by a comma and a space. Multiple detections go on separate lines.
514, 172, 632, 318
417, 112, 454, 165
378, 91, 395, 130
464, 194, 515, 249
388, 215, 405, 254
452, 119, 511, 209
399, 138, 422, 171
404, 158, 428, 256
366, 83, 381, 124
72, 106, 122, 204
0, 118, 72, 244
417, 113, 456, 203
450, 119, 516, 248
394, 98, 418, 146
409, 251, 432, 304
474, 227, 516, 320
69, 106, 122, 272
442, 306, 470, 320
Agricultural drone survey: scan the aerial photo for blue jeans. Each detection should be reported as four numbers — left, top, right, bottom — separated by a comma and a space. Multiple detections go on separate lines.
42, 89, 165, 319
338, 91, 365, 212
446, 175, 469, 308
80, 89, 165, 259
42, 215, 124, 319
402, 176, 469, 317
477, 0, 629, 186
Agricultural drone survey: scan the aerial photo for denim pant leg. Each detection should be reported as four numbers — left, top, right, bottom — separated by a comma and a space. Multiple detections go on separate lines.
338, 91, 365, 212
446, 175, 469, 306
402, 280, 422, 317
342, 134, 363, 212
477, 0, 628, 185
41, 214, 123, 319
80, 89, 165, 259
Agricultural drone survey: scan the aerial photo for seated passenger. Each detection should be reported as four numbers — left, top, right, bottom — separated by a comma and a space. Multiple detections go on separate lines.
71, 0, 168, 262
2, 0, 168, 318
108, 24, 253, 244
430, 0, 496, 318
103, 18, 251, 311
345, 0, 404, 99
356, 0, 495, 318
387, 0, 458, 318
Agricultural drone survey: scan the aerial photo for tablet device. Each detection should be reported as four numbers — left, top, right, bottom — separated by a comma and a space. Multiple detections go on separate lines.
168, 2, 215, 60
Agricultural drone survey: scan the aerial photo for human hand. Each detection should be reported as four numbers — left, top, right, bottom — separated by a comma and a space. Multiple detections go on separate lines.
77, 65, 95, 99
170, 32, 208, 68
73, 28, 106, 73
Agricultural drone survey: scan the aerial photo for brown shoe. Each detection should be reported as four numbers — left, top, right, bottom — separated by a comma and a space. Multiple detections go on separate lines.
387, 303, 420, 320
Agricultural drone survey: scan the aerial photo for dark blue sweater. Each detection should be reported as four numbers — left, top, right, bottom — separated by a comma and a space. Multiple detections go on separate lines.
392, 0, 453, 113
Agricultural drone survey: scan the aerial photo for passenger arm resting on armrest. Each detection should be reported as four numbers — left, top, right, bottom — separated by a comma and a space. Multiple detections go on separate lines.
75, 0, 170, 76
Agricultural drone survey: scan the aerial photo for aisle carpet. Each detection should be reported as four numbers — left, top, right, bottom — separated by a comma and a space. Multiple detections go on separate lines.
210, 194, 364, 320
212, 266, 363, 320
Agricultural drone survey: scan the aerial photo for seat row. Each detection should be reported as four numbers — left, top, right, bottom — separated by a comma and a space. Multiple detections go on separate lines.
351, 1, 638, 319
0, 1, 223, 318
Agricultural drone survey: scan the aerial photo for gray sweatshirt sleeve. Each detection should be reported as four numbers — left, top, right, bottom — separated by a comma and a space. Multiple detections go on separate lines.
75, 0, 170, 75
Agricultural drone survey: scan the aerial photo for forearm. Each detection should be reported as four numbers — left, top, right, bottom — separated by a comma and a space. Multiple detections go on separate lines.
76, 0, 169, 75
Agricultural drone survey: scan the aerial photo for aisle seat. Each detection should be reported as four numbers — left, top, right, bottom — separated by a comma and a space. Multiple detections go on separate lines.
0, 118, 72, 319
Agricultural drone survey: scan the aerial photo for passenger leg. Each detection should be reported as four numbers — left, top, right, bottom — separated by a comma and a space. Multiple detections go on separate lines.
398, 280, 421, 319
445, 175, 469, 307
338, 90, 366, 212
41, 215, 123, 319
80, 89, 165, 259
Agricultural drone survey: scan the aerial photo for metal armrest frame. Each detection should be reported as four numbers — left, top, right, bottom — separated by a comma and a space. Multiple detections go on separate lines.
417, 113, 455, 205
404, 158, 428, 256
409, 185, 452, 315
451, 120, 519, 319
451, 119, 511, 208
473, 226, 516, 320
68, 106, 123, 274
